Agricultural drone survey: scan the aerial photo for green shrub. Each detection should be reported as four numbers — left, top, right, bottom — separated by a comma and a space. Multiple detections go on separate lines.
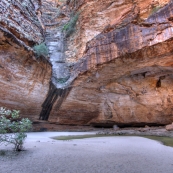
55, 76, 69, 84
150, 6, 161, 15
62, 12, 79, 37
33, 43, 49, 58
0, 107, 32, 151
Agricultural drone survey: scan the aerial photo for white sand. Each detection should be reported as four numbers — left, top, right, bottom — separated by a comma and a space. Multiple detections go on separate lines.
1, 132, 173, 173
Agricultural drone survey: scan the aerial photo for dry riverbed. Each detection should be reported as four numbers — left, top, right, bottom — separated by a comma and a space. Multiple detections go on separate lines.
1, 131, 173, 173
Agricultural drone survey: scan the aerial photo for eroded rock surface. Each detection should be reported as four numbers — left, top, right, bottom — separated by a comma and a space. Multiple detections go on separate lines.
65, 0, 170, 61
0, 0, 51, 121
48, 0, 173, 127
0, 0, 44, 45
1, 0, 173, 128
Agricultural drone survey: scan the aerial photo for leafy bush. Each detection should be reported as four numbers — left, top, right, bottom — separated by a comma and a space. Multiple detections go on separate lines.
62, 12, 79, 37
33, 43, 49, 58
55, 76, 69, 84
150, 6, 161, 15
0, 107, 32, 151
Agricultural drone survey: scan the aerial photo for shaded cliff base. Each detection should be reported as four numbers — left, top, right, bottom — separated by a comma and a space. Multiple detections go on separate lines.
32, 122, 173, 137
32, 122, 99, 132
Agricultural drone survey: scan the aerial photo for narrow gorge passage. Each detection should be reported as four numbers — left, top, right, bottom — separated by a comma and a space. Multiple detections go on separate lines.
39, 1, 72, 120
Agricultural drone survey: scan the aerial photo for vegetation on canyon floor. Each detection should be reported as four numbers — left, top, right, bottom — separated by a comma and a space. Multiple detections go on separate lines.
33, 42, 49, 58
0, 107, 32, 151
53, 134, 173, 147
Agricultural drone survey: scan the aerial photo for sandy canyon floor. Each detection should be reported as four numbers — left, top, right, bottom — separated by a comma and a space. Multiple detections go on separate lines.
1, 132, 173, 173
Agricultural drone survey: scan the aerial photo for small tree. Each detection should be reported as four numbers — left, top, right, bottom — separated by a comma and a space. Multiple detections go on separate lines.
0, 107, 32, 151
33, 42, 49, 58
62, 12, 79, 37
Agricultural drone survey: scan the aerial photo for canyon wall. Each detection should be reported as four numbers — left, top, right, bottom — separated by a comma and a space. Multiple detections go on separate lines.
48, 0, 173, 127
0, 0, 51, 121
1, 0, 173, 128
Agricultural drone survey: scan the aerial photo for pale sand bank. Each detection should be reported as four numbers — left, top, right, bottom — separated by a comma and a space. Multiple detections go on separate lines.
1, 132, 173, 173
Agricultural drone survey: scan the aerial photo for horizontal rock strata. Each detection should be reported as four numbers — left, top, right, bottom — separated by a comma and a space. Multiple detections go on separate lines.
0, 0, 44, 45
48, 0, 173, 127
1, 0, 173, 128
0, 0, 51, 121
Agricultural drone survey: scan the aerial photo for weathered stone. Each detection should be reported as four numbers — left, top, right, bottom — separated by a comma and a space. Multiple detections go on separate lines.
48, 0, 173, 127
166, 123, 173, 131
66, 0, 170, 61
0, 0, 51, 122
113, 125, 120, 131
0, 0, 44, 45
2, 0, 173, 129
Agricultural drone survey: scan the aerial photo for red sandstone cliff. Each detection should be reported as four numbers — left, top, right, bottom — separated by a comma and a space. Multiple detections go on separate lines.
49, 0, 173, 127
1, 0, 173, 128
0, 0, 51, 121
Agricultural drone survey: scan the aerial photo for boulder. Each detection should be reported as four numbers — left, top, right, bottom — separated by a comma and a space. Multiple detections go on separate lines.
166, 123, 173, 131
113, 125, 120, 131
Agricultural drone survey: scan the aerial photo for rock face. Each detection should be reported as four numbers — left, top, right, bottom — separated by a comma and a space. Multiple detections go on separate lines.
48, 0, 173, 127
65, 0, 170, 61
0, 0, 51, 121
166, 123, 173, 131
1, 0, 173, 128
0, 0, 44, 45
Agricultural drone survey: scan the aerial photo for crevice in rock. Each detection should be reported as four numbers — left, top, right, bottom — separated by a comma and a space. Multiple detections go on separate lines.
156, 76, 165, 88
168, 16, 173, 21
38, 0, 75, 120
141, 72, 147, 78
156, 78, 161, 88
0, 26, 33, 51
